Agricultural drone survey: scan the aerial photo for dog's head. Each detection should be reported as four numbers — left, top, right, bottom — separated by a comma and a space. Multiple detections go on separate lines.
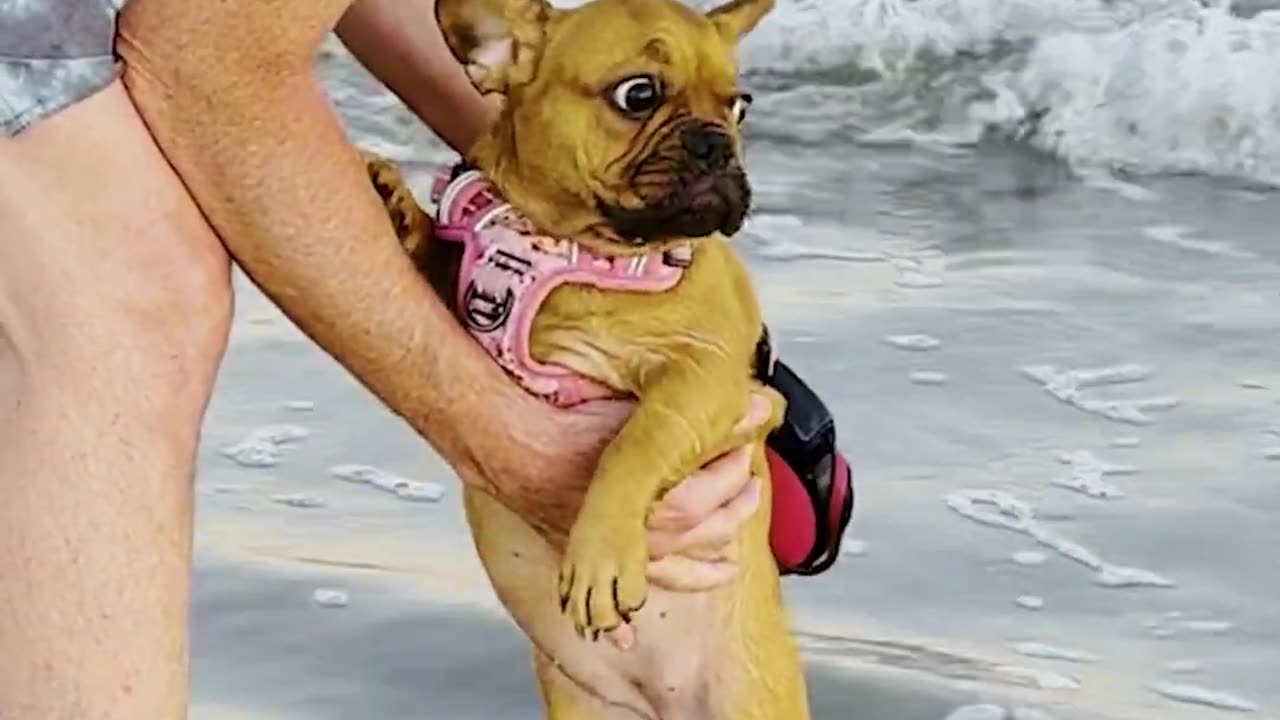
438, 0, 773, 248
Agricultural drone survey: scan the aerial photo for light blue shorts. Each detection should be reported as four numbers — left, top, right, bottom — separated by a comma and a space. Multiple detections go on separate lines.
0, 0, 127, 137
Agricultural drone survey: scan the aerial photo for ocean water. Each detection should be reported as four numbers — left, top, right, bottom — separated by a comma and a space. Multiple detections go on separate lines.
191, 1, 1280, 718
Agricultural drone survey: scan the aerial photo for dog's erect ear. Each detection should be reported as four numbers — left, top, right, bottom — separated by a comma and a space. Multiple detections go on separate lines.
435, 0, 561, 93
705, 0, 775, 41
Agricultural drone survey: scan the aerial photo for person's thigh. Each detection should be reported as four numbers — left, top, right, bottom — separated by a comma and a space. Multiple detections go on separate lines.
0, 78, 232, 719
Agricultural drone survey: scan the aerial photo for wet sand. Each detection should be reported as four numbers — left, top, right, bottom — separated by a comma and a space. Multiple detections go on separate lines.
190, 553, 980, 720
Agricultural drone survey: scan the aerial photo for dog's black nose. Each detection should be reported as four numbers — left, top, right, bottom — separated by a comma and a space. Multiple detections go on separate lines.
682, 124, 732, 171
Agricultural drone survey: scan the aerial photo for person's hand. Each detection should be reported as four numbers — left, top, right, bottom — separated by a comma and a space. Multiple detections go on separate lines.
643, 394, 772, 591
468, 386, 773, 644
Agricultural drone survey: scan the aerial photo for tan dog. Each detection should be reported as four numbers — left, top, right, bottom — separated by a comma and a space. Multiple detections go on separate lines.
364, 0, 809, 716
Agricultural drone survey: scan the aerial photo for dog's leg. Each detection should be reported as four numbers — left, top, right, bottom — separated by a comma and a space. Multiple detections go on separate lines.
360, 151, 431, 255
713, 438, 811, 720
558, 362, 786, 637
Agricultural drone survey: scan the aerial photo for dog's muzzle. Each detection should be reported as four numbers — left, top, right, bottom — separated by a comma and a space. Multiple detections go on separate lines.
599, 121, 751, 243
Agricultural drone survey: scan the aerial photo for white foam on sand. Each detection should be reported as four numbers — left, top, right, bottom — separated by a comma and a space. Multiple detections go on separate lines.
911, 370, 950, 385
885, 333, 943, 351
311, 588, 350, 608
1009, 642, 1100, 664
1015, 595, 1045, 611
1145, 611, 1234, 638
329, 463, 445, 503
1052, 450, 1138, 500
1012, 550, 1048, 566
270, 494, 327, 510
944, 705, 1008, 720
1141, 225, 1259, 260
945, 489, 1175, 589
220, 424, 312, 469
991, 665, 1081, 691
1021, 364, 1180, 426
1151, 682, 1258, 713
842, 538, 868, 557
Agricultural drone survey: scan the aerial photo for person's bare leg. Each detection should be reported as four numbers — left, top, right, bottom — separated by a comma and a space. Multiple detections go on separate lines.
0, 79, 232, 719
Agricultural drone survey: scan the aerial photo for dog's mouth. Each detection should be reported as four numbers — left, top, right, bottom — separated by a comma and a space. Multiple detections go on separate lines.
595, 123, 751, 245
597, 170, 750, 245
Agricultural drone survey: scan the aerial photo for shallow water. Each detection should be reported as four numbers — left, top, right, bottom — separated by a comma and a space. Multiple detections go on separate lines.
192, 3, 1280, 718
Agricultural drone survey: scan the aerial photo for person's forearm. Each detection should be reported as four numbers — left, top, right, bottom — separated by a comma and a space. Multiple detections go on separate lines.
336, 0, 497, 153
115, 0, 524, 486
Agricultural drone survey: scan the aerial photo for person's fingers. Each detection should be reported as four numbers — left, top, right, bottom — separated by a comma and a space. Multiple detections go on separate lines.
732, 391, 773, 435
647, 554, 738, 592
647, 477, 761, 559
648, 444, 753, 532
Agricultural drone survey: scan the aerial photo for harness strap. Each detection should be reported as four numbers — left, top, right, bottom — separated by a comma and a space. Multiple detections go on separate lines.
429, 168, 688, 407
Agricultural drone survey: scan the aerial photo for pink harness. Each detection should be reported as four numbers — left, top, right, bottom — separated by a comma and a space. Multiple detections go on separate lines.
430, 169, 689, 408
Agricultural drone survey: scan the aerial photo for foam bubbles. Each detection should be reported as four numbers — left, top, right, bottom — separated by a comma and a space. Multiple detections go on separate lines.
946, 489, 1174, 588
973, 3, 1280, 187
884, 333, 943, 351
1141, 225, 1259, 260
1015, 595, 1045, 610
1145, 612, 1235, 637
330, 463, 445, 503
1150, 682, 1258, 713
1012, 550, 1048, 566
910, 370, 950, 385
270, 494, 327, 509
993, 665, 1081, 691
841, 538, 869, 557
220, 424, 311, 468
1010, 641, 1100, 664
1053, 450, 1137, 499
943, 705, 1007, 720
1021, 364, 1179, 425
737, 0, 1280, 188
311, 588, 350, 608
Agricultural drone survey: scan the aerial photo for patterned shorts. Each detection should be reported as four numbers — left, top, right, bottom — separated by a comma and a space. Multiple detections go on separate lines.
0, 0, 127, 137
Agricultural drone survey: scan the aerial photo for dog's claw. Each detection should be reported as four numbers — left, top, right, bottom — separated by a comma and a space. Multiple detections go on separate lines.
558, 518, 649, 639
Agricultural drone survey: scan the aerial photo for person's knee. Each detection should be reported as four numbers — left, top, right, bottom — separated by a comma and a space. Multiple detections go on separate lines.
1, 255, 233, 433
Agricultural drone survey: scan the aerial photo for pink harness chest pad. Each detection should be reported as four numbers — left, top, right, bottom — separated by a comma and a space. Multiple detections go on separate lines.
429, 169, 689, 408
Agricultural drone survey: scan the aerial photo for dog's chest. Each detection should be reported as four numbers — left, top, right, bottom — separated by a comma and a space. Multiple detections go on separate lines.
529, 239, 761, 396
430, 169, 707, 405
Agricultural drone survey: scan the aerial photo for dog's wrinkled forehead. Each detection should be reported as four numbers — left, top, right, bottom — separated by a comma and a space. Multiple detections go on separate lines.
542, 0, 739, 92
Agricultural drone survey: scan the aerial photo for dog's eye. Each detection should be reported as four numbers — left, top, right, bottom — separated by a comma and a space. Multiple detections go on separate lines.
611, 76, 663, 116
732, 93, 753, 124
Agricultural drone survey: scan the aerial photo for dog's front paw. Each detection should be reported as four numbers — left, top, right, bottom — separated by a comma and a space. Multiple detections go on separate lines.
557, 517, 648, 640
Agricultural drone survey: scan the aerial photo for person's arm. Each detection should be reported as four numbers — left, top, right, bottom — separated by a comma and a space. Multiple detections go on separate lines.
335, 0, 497, 153
117, 0, 521, 489
116, 0, 768, 596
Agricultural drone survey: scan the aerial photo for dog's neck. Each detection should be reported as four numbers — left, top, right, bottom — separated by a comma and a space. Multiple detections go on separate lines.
466, 116, 692, 258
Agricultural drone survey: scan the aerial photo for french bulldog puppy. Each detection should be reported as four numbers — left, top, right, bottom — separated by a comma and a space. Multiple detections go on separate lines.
363, 0, 810, 717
